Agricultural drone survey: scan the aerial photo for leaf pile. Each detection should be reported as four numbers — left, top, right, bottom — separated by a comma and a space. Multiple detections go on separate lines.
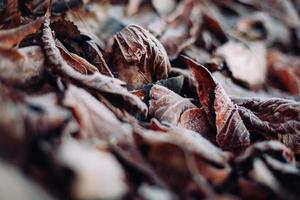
0, 0, 300, 200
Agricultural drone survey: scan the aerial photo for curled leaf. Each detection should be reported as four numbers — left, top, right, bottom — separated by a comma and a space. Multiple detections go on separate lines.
184, 55, 251, 149
0, 17, 44, 48
112, 24, 171, 89
159, 0, 200, 60
42, 18, 148, 116
233, 97, 300, 153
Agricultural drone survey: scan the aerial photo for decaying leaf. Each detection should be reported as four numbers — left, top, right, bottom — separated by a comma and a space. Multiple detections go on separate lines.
267, 50, 300, 95
1, 1, 300, 199
149, 84, 214, 141
63, 84, 132, 141
0, 17, 44, 48
233, 97, 300, 153
215, 41, 267, 89
185, 55, 300, 153
184, 56, 251, 149
159, 0, 201, 60
236, 141, 300, 199
149, 84, 196, 125
134, 125, 231, 198
57, 139, 128, 200
112, 24, 171, 89
42, 18, 148, 116
0, 46, 45, 88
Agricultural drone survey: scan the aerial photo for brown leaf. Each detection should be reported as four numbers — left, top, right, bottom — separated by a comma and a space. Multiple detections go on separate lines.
112, 24, 171, 89
159, 0, 200, 60
0, 46, 45, 88
235, 141, 295, 165
56, 139, 128, 199
179, 108, 215, 143
267, 50, 300, 95
56, 40, 99, 74
233, 97, 300, 153
42, 18, 148, 116
149, 84, 196, 125
134, 126, 231, 197
236, 12, 290, 46
63, 84, 132, 141
149, 84, 214, 141
215, 41, 267, 89
81, 40, 114, 77
183, 55, 251, 149
0, 17, 44, 48
236, 141, 300, 199
50, 19, 82, 41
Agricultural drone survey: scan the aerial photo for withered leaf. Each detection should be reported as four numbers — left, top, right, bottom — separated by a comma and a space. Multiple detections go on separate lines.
186, 55, 300, 152
112, 24, 171, 89
236, 12, 291, 46
149, 84, 214, 141
56, 40, 99, 74
267, 50, 300, 95
215, 41, 267, 89
63, 84, 132, 141
184, 55, 251, 149
42, 18, 148, 116
0, 46, 45, 88
56, 139, 128, 200
233, 97, 300, 153
235, 141, 295, 165
81, 40, 114, 77
149, 84, 196, 125
50, 19, 82, 41
1, 1, 300, 199
236, 141, 300, 199
134, 126, 231, 197
0, 17, 44, 48
159, 0, 200, 60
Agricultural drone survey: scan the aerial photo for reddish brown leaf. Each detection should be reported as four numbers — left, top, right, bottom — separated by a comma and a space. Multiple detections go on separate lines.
0, 17, 44, 48
183, 55, 251, 149
267, 50, 300, 95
